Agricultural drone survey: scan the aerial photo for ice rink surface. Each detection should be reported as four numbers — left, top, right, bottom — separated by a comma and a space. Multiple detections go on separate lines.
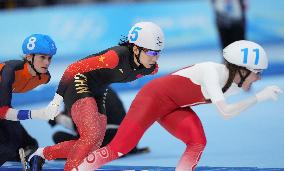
1, 0, 283, 170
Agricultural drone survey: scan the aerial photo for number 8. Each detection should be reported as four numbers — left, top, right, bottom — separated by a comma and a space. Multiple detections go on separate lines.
27, 37, 37, 50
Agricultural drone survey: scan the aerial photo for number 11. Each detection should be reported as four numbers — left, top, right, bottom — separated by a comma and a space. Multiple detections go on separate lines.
241, 48, 259, 65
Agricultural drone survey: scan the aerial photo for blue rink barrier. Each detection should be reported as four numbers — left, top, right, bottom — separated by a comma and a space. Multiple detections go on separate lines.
1, 162, 284, 171
1, 0, 284, 60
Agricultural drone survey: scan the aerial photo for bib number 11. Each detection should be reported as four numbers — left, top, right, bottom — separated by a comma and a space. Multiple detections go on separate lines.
241, 48, 260, 65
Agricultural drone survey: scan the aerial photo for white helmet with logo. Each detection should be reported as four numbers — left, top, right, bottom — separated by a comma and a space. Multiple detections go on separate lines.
223, 40, 268, 72
128, 21, 164, 51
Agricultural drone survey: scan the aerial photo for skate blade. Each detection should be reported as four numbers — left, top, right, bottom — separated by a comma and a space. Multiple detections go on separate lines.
136, 147, 150, 154
19, 148, 27, 171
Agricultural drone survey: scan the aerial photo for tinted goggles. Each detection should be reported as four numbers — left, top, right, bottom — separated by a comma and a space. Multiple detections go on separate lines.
143, 49, 161, 57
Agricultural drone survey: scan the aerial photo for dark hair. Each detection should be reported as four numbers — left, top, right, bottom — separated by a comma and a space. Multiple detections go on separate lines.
118, 35, 128, 46
118, 35, 135, 55
119, 35, 135, 48
222, 60, 246, 93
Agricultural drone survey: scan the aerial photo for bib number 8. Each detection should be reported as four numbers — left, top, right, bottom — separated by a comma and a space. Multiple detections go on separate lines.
27, 37, 37, 50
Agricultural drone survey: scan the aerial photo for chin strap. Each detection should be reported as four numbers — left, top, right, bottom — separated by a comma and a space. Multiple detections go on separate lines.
237, 69, 251, 87
27, 54, 42, 80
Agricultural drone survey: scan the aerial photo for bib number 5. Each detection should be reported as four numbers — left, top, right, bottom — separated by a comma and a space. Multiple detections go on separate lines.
129, 27, 142, 41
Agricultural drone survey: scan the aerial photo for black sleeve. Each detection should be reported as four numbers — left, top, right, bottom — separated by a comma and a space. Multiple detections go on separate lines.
0, 65, 15, 107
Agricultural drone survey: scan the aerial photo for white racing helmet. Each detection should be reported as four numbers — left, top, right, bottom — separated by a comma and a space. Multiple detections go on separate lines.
223, 40, 268, 73
128, 21, 164, 51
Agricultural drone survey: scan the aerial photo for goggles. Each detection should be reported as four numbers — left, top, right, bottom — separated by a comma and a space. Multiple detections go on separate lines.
143, 49, 161, 57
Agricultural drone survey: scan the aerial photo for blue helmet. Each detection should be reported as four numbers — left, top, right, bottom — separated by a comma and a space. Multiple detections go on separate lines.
22, 34, 57, 56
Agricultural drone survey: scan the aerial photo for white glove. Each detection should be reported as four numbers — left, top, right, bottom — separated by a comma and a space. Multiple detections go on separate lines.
255, 85, 283, 102
55, 114, 74, 130
46, 93, 64, 119
30, 108, 54, 120
31, 93, 63, 120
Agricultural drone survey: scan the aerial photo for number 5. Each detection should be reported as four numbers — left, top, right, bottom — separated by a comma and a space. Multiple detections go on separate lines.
241, 48, 260, 65
129, 27, 142, 41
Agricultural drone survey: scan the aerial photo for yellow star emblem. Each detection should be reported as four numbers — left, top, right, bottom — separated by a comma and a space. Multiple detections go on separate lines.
99, 56, 105, 63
